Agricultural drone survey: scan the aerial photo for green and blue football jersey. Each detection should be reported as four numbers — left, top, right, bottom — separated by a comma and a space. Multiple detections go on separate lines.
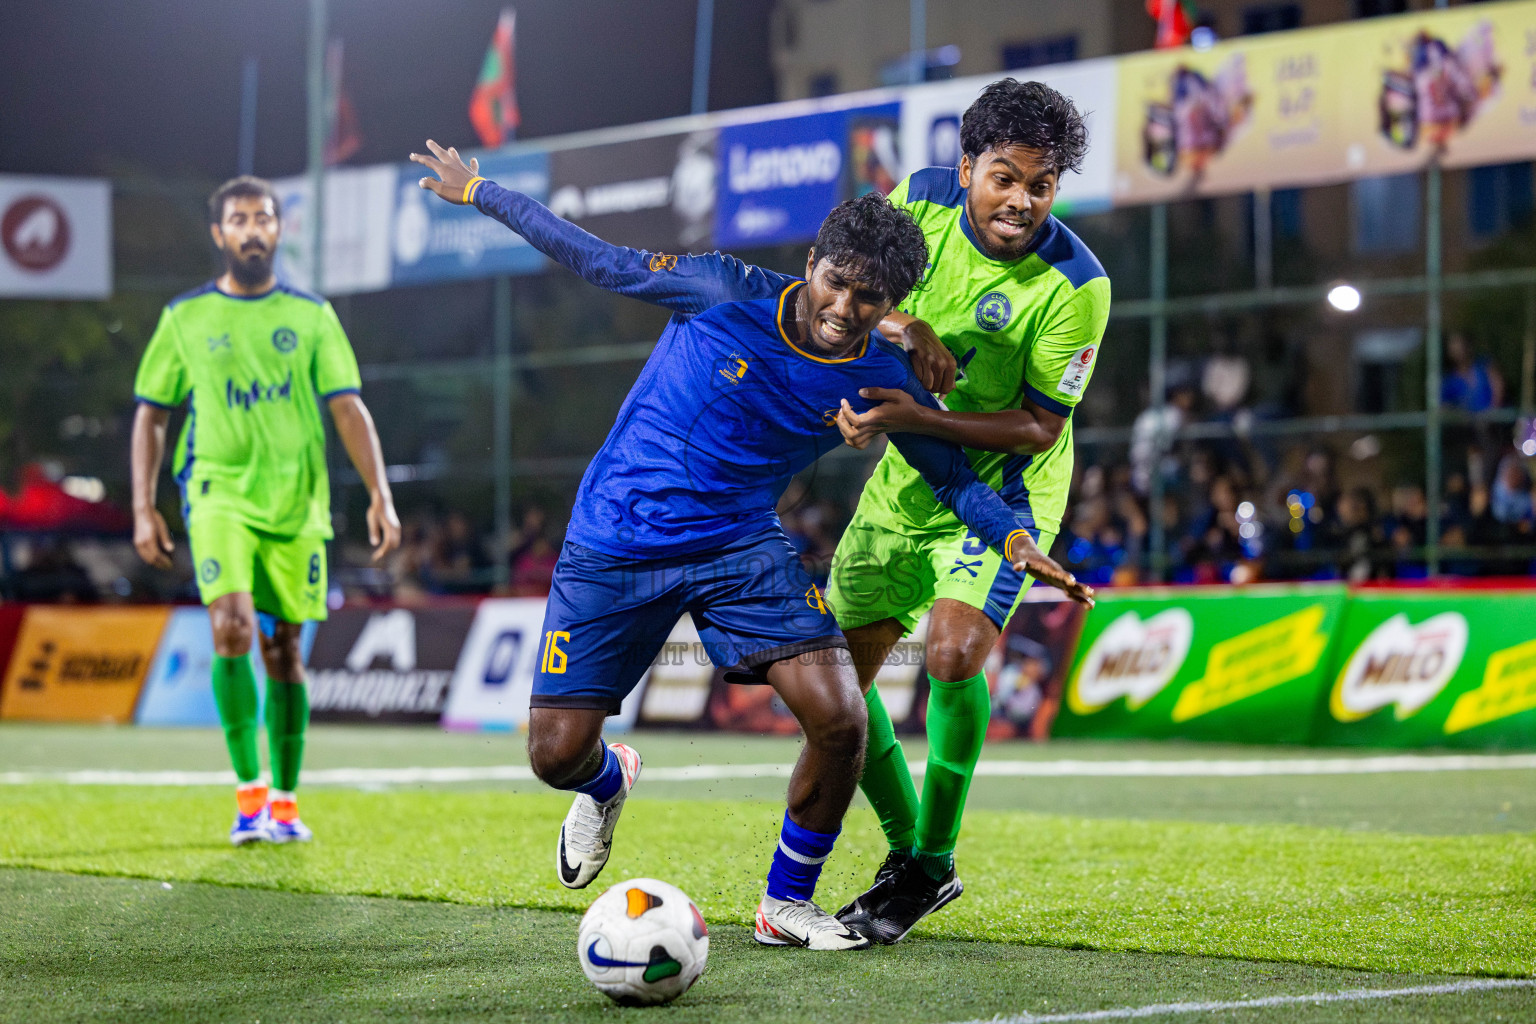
856, 166, 1111, 539
133, 282, 361, 538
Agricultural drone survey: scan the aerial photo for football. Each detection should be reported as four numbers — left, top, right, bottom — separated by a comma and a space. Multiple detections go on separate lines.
577, 877, 709, 1006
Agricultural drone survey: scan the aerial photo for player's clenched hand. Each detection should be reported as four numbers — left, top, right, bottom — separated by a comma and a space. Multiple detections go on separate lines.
886, 314, 956, 396
836, 387, 924, 450
1008, 533, 1095, 608
133, 509, 174, 570
411, 139, 480, 204
367, 493, 402, 563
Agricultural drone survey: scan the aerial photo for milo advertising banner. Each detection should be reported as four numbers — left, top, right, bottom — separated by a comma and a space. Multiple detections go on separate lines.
1054, 585, 1347, 743
1315, 591, 1536, 749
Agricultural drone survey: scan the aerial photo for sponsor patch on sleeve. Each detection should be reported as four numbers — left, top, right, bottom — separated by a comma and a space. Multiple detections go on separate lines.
1056, 344, 1097, 397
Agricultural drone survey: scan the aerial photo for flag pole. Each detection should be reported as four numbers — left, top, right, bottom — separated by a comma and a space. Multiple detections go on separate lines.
238, 57, 258, 176
306, 0, 327, 292
691, 0, 714, 115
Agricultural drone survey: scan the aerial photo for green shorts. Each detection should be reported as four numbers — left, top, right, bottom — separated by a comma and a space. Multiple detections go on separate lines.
187, 513, 328, 623
826, 512, 1056, 636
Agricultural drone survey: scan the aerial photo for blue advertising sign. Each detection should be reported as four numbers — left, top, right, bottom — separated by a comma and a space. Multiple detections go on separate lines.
716, 103, 900, 249
135, 608, 316, 726
390, 150, 550, 286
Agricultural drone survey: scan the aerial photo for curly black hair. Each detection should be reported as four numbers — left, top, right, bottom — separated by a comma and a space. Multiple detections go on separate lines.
810, 192, 929, 305
208, 175, 281, 224
960, 79, 1089, 175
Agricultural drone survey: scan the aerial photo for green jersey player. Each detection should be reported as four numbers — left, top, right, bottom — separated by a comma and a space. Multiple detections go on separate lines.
131, 176, 400, 845
824, 81, 1105, 942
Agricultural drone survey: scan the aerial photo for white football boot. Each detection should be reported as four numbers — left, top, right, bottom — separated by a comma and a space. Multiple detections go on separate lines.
556, 742, 641, 889
754, 894, 873, 950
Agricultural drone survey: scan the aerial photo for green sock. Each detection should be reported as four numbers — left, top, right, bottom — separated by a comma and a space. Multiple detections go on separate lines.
211, 655, 261, 784
859, 686, 919, 852
914, 670, 990, 876
265, 679, 309, 793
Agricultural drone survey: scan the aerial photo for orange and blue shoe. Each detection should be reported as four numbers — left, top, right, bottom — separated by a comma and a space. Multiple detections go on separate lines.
230, 783, 271, 846
266, 793, 314, 844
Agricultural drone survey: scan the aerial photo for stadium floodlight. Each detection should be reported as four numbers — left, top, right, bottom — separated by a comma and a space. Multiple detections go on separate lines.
1327, 283, 1362, 312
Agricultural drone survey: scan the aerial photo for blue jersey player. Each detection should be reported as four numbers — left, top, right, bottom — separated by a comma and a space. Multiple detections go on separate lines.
413, 141, 1087, 950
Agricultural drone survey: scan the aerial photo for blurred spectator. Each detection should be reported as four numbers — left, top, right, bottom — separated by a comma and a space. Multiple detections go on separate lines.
1441, 333, 1504, 414
1384, 483, 1429, 578
1327, 487, 1383, 582
1489, 453, 1534, 530
506, 506, 559, 596
1130, 380, 1196, 496
425, 511, 491, 594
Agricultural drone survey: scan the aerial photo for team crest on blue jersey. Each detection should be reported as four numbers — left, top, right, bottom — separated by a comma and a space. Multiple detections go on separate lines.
648, 253, 679, 272
272, 327, 298, 353
714, 354, 749, 386
975, 292, 1012, 332
199, 559, 221, 584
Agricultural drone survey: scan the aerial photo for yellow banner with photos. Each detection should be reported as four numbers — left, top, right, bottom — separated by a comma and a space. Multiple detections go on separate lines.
1112, 0, 1536, 204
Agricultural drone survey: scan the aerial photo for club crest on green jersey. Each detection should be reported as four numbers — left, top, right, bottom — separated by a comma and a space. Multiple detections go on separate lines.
974, 292, 1012, 332
199, 558, 220, 584
272, 327, 298, 353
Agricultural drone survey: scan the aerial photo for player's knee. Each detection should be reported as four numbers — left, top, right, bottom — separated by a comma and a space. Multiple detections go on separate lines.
211, 612, 255, 657
260, 634, 304, 681
926, 636, 986, 683
526, 730, 589, 788
802, 682, 867, 759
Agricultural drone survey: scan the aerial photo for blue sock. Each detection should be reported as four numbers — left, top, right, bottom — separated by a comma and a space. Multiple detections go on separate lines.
571, 745, 623, 804
765, 812, 839, 902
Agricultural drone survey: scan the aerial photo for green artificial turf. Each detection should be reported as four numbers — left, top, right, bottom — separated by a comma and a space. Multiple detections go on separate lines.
1, 784, 1532, 977
4, 868, 1532, 1024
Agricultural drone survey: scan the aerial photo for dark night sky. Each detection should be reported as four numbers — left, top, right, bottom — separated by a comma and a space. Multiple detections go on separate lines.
0, 0, 777, 180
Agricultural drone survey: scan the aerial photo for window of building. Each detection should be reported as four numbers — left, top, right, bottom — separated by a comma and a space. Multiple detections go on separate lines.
1352, 173, 1421, 255
878, 46, 961, 87
1468, 162, 1534, 240
807, 73, 838, 98
1351, 0, 1407, 17
1242, 3, 1301, 35
1002, 36, 1078, 72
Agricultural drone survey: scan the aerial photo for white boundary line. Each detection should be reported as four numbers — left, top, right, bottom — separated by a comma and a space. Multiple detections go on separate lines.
943, 978, 1536, 1023
3, 752, 1536, 787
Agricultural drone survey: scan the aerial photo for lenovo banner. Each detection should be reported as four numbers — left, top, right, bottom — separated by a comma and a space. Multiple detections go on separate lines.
307, 606, 475, 724
547, 130, 717, 253
1315, 590, 1536, 748
0, 175, 111, 299
0, 607, 168, 723
715, 103, 900, 249
1055, 584, 1348, 743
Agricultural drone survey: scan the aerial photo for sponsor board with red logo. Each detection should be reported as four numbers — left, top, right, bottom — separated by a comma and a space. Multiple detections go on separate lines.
0, 175, 111, 299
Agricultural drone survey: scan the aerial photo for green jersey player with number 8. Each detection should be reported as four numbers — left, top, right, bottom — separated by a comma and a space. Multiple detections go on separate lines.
131, 176, 401, 846
824, 80, 1107, 944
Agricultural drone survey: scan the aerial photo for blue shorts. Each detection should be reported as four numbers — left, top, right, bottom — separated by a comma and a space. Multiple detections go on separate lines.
531, 532, 846, 715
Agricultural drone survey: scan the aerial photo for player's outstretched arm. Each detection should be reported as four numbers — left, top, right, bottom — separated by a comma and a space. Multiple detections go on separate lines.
327, 394, 401, 563
129, 403, 175, 570
411, 139, 791, 314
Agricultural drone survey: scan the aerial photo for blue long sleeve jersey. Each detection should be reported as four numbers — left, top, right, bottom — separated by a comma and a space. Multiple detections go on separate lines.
470, 179, 1031, 561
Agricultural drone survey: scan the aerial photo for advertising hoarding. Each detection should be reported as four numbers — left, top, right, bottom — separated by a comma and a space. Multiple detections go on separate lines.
547, 130, 718, 253
1055, 585, 1347, 743
1314, 591, 1536, 748
391, 151, 549, 285
307, 606, 475, 724
715, 103, 900, 249
0, 175, 111, 299
1, 607, 169, 723
272, 165, 396, 295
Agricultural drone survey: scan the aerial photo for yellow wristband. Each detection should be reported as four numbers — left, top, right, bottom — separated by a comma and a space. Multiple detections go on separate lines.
462, 176, 486, 204
1004, 529, 1031, 563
